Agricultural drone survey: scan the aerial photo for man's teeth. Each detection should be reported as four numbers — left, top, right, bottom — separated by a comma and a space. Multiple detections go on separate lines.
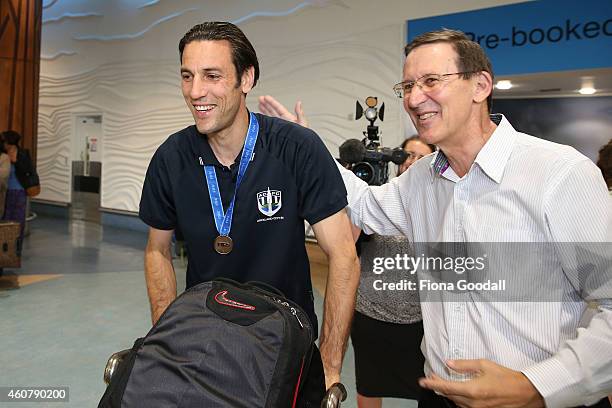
419, 112, 437, 120
195, 105, 214, 111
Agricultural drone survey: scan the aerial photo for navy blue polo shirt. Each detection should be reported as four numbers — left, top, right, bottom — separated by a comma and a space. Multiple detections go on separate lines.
139, 113, 347, 331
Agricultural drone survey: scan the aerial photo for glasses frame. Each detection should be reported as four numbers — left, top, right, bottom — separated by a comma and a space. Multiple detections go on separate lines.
393, 71, 478, 98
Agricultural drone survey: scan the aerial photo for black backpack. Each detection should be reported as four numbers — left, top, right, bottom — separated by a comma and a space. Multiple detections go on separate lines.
98, 279, 324, 408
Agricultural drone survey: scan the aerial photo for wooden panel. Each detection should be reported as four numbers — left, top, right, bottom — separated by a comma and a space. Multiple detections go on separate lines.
0, 0, 42, 164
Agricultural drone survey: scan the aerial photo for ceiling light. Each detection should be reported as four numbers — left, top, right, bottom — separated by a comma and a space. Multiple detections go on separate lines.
579, 87, 596, 95
495, 80, 513, 90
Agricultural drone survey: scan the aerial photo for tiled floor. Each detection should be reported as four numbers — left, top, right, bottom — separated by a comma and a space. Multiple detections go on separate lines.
0, 216, 417, 407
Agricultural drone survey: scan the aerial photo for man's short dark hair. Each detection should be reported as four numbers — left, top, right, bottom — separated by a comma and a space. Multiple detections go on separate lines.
1, 130, 21, 146
597, 139, 612, 189
404, 29, 494, 112
179, 22, 260, 88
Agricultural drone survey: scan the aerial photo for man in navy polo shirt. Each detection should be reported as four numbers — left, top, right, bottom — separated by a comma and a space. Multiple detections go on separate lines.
139, 22, 359, 392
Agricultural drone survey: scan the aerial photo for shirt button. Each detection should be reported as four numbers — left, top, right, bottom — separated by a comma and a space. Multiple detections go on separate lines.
454, 349, 460, 356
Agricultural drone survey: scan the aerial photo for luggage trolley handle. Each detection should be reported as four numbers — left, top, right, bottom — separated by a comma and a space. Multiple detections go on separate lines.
321, 383, 347, 408
103, 349, 130, 385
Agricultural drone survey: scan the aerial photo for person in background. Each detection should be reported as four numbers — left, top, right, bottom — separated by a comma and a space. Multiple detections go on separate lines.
351, 135, 435, 407
0, 138, 11, 219
595, 139, 612, 406
597, 139, 611, 194
0, 137, 10, 276
397, 136, 436, 176
0, 130, 33, 245
259, 95, 435, 407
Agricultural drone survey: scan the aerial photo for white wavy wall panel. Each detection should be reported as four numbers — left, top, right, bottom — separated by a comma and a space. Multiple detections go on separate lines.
38, 60, 191, 210
252, 23, 407, 156
38, 0, 522, 212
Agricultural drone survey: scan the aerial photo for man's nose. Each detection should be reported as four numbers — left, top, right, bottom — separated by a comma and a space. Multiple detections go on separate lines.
406, 84, 428, 110
189, 75, 208, 100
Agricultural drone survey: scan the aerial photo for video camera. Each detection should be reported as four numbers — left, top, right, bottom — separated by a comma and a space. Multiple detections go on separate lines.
339, 96, 407, 186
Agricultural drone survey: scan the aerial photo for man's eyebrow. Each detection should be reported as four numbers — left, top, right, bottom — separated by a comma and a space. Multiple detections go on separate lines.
180, 67, 223, 74
201, 67, 222, 74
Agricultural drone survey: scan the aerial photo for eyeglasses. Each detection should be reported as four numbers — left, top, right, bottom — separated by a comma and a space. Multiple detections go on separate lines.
393, 71, 477, 98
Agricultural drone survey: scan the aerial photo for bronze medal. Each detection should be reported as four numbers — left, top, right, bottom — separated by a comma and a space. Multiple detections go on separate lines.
214, 235, 233, 255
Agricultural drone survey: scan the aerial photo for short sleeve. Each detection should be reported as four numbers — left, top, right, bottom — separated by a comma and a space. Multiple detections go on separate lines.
139, 147, 176, 230
295, 129, 348, 225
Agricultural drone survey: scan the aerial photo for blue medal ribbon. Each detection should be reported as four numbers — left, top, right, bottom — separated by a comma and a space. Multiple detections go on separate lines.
202, 112, 259, 239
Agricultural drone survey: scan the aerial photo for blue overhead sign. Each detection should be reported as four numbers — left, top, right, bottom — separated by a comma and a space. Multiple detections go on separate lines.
406, 0, 612, 75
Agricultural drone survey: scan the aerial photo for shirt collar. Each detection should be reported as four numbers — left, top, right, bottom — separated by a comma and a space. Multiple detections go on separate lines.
192, 110, 256, 168
196, 129, 223, 166
429, 114, 516, 184
193, 128, 248, 170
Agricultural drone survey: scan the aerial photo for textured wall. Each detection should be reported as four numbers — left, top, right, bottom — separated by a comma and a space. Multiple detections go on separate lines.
38, 0, 523, 211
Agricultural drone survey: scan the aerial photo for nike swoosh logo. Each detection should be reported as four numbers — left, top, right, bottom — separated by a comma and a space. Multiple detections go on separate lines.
214, 290, 256, 310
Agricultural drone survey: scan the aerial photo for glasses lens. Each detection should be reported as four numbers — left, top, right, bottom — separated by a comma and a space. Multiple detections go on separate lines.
421, 75, 440, 92
404, 81, 416, 96
393, 84, 403, 98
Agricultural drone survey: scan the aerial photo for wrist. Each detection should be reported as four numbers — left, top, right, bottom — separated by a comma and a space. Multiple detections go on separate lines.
517, 372, 545, 408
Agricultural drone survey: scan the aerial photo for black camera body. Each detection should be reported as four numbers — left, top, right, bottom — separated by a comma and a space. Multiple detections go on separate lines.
339, 97, 407, 186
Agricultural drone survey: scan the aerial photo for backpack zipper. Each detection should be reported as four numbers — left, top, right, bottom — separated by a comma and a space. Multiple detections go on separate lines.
267, 296, 306, 330
290, 307, 304, 329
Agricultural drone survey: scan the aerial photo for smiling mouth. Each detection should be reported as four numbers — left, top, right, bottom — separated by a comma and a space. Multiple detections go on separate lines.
417, 112, 437, 121
194, 105, 215, 112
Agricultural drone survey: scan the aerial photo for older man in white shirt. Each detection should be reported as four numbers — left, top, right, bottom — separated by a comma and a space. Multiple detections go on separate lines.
260, 28, 611, 408
341, 29, 611, 408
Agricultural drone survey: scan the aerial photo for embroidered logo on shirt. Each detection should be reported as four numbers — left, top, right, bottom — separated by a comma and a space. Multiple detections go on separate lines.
257, 187, 282, 217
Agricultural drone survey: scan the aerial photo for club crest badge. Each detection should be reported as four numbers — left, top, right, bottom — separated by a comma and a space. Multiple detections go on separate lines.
257, 187, 282, 217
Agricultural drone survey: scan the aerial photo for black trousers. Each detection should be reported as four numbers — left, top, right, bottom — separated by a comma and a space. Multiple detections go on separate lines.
419, 389, 612, 408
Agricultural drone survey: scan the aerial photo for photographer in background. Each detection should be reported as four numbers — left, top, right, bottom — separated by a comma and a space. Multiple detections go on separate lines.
260, 95, 434, 407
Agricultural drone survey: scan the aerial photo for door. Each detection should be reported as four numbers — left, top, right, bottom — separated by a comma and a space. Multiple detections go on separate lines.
71, 115, 102, 222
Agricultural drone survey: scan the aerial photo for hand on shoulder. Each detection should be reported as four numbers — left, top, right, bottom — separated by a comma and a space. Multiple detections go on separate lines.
258, 95, 309, 128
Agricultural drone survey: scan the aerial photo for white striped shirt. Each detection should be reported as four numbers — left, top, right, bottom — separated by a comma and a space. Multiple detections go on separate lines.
338, 114, 612, 407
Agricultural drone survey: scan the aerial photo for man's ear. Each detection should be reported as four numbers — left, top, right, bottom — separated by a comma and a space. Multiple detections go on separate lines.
240, 66, 255, 94
473, 71, 493, 105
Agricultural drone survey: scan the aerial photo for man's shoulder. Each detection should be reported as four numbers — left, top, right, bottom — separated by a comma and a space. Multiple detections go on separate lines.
513, 131, 588, 165
156, 125, 195, 153
256, 113, 322, 149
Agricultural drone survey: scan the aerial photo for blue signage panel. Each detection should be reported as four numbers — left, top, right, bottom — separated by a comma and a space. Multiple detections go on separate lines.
406, 0, 612, 75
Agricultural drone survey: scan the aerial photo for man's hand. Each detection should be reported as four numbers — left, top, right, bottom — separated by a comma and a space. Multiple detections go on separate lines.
258, 95, 309, 127
419, 359, 545, 408
312, 209, 360, 390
